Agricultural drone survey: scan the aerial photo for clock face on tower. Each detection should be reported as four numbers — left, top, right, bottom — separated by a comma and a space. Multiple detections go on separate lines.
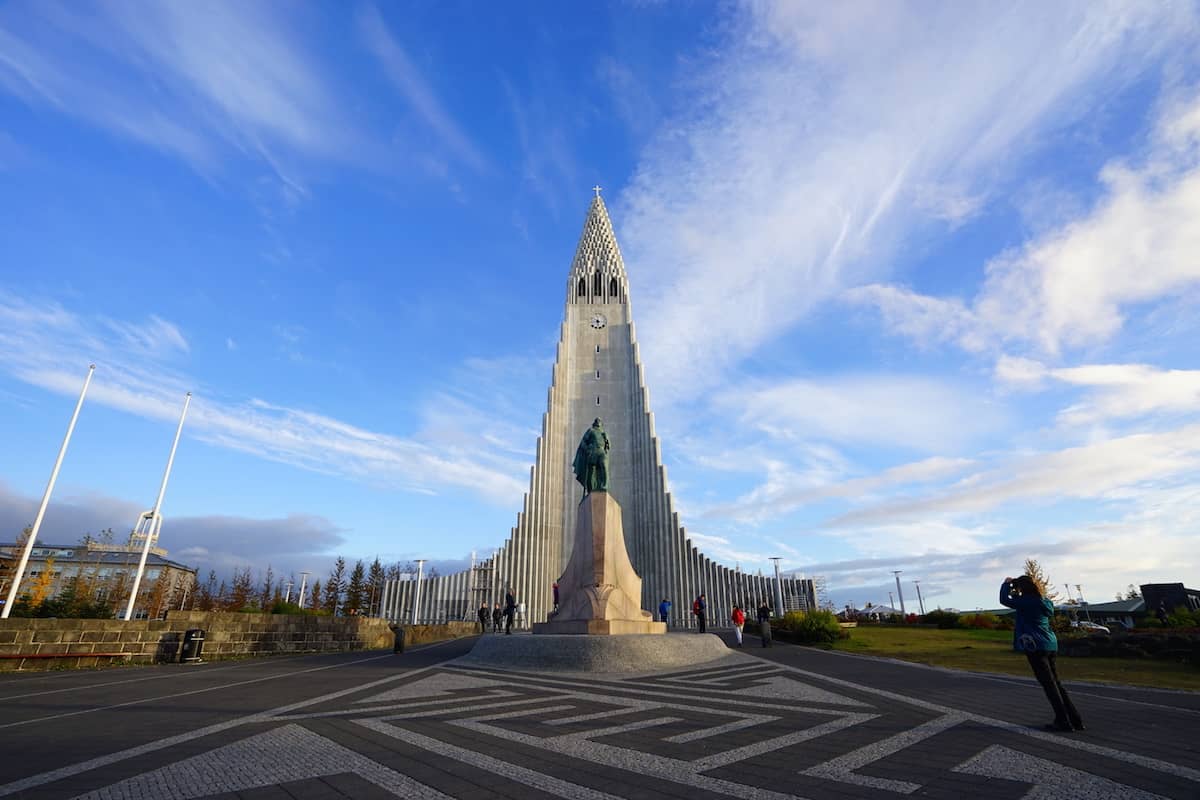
590, 313, 607, 329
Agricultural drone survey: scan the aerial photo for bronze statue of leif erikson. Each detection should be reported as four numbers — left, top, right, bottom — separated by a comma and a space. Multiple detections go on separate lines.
572, 417, 610, 493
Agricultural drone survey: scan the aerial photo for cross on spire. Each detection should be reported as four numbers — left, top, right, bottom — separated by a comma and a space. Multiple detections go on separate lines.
592, 185, 603, 198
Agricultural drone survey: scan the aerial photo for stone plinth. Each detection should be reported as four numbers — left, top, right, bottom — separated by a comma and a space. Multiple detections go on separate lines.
534, 491, 665, 636
460, 633, 729, 673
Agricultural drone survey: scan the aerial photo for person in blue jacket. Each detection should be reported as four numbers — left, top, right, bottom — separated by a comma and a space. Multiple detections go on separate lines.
1000, 575, 1084, 732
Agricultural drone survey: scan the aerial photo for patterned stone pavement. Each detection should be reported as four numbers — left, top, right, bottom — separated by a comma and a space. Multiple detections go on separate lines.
1, 634, 1198, 799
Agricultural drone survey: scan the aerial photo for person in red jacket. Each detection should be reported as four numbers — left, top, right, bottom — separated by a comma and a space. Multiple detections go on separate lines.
730, 605, 745, 647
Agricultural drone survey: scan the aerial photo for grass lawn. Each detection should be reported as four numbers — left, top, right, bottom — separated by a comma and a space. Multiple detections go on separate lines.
828, 626, 1200, 691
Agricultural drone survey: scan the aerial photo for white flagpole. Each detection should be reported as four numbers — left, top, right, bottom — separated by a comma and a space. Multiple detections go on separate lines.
3, 365, 95, 618
125, 392, 191, 621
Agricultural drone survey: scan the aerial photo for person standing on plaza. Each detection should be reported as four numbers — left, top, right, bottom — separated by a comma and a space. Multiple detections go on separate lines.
553, 581, 560, 612
504, 588, 517, 634
757, 599, 773, 647
658, 598, 672, 626
492, 602, 503, 633
693, 593, 707, 633
731, 604, 745, 647
477, 602, 490, 634
1000, 575, 1084, 732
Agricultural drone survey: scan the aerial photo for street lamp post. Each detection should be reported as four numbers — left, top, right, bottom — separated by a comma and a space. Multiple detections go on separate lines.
297, 572, 310, 609
892, 570, 906, 616
769, 557, 785, 618
3, 365, 94, 619
888, 591, 895, 614
410, 560, 426, 625
913, 580, 926, 615
284, 581, 294, 605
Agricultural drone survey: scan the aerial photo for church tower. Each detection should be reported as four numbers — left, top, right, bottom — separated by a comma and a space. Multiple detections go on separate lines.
379, 193, 816, 628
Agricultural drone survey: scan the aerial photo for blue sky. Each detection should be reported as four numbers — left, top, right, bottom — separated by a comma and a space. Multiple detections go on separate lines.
2, 2, 1199, 612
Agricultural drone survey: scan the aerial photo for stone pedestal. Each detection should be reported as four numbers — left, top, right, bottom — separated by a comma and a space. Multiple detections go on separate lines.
533, 491, 665, 636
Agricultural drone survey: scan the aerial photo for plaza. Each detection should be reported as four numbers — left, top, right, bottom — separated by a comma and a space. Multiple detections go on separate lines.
1, 634, 1196, 799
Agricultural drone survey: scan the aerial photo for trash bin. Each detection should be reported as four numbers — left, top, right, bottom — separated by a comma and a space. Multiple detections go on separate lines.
390, 625, 405, 654
181, 629, 205, 663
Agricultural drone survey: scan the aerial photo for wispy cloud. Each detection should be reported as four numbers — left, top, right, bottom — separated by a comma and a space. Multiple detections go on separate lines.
618, 2, 1196, 403
357, 5, 488, 175
0, 2, 372, 185
0, 293, 528, 505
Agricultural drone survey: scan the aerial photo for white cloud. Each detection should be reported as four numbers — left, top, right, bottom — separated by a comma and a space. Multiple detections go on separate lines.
830, 423, 1200, 527
995, 358, 1200, 426
721, 374, 1009, 453
851, 90, 1200, 358
706, 455, 976, 523
0, 293, 529, 506
618, 2, 1195, 402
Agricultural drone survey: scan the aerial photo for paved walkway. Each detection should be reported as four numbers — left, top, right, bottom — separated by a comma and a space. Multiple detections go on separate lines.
0, 632, 1197, 799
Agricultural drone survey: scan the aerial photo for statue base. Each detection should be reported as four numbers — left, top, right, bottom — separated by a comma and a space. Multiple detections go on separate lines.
533, 491, 665, 636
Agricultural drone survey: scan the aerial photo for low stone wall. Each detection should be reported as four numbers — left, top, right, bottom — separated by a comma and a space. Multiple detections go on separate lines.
395, 621, 478, 649
0, 611, 397, 671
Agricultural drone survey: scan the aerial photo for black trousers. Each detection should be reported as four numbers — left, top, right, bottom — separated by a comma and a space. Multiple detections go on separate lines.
1026, 651, 1082, 728
696, 612, 706, 633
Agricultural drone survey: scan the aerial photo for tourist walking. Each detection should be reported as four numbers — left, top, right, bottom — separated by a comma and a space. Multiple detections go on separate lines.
731, 605, 745, 646
553, 581, 560, 612
757, 600, 772, 647
492, 602, 502, 632
477, 602, 490, 634
658, 598, 672, 626
504, 589, 517, 634
1000, 575, 1085, 732
693, 593, 707, 633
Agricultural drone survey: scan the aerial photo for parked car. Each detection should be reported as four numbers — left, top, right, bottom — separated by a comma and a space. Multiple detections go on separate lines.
1072, 620, 1110, 634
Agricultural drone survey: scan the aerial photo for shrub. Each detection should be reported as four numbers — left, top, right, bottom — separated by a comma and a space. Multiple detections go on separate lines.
960, 613, 1002, 630
923, 609, 960, 629
777, 609, 844, 645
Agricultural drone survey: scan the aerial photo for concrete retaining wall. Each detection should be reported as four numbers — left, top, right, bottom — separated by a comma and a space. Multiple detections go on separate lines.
0, 611, 399, 671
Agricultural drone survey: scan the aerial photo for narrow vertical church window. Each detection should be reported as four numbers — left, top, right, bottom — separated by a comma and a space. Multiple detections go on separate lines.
595, 345, 600, 353
609, 277, 617, 296
593, 271, 602, 295
577, 278, 586, 297
595, 370, 600, 379
596, 396, 601, 405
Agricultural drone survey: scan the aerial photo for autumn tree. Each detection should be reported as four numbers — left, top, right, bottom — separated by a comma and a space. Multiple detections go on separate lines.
27, 555, 56, 608
344, 560, 366, 615
1022, 558, 1061, 603
309, 578, 322, 611
324, 557, 346, 615
195, 570, 218, 611
228, 567, 255, 611
147, 569, 173, 619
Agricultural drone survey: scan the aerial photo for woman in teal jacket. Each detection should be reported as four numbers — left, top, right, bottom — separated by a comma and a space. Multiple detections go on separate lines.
1000, 575, 1084, 732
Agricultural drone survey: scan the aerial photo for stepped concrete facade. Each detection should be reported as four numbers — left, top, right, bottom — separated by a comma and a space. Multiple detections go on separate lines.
382, 195, 816, 629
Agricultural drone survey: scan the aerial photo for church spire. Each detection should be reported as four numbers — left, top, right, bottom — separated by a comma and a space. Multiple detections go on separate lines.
568, 190, 628, 305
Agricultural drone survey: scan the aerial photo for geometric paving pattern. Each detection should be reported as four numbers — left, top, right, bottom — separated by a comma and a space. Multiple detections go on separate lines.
35, 654, 1200, 800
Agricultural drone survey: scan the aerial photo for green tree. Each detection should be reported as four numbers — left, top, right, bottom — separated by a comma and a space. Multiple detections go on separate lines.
367, 558, 385, 616
309, 578, 322, 611
324, 557, 346, 614
344, 560, 366, 615
259, 565, 275, 610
